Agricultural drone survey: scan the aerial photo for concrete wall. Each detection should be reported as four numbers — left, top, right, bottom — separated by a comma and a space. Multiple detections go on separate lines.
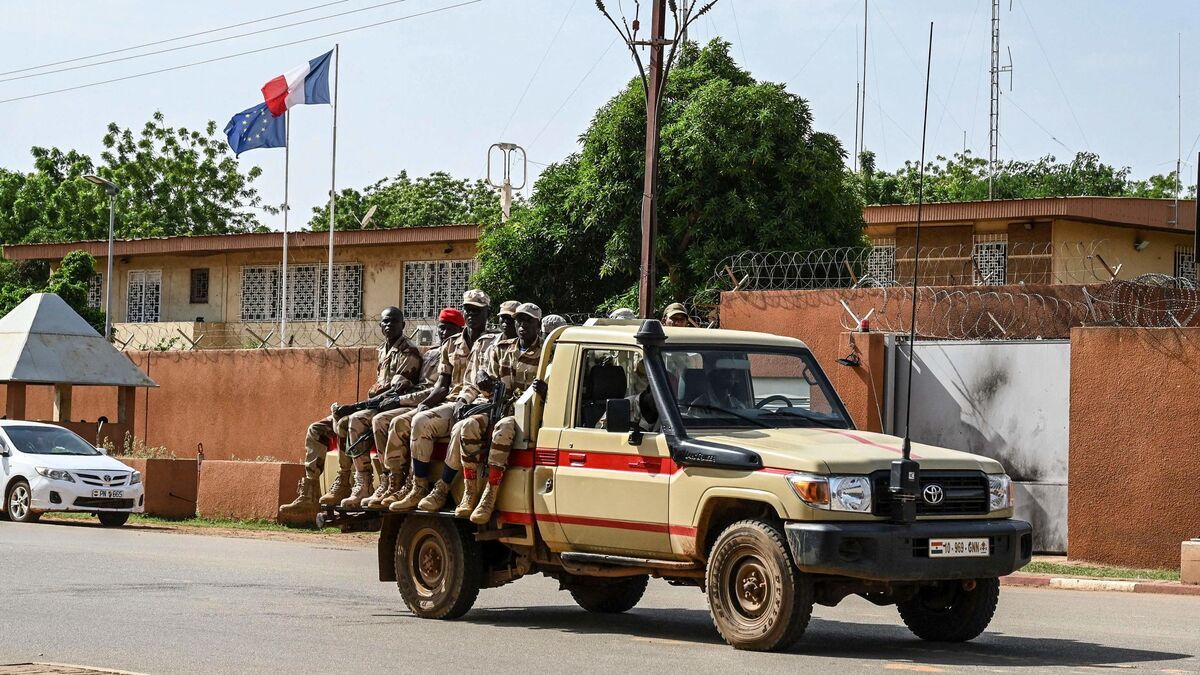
1054, 220, 1193, 280
1068, 326, 1200, 569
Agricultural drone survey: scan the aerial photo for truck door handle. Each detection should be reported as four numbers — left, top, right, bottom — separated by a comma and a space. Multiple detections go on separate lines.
568, 453, 586, 467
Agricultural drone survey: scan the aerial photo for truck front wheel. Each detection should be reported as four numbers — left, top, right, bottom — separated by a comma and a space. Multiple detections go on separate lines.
566, 575, 649, 613
705, 519, 813, 651
394, 515, 482, 620
897, 578, 1000, 642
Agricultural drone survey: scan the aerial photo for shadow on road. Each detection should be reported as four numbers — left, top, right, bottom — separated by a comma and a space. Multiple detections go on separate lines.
459, 605, 1193, 667
26, 518, 176, 533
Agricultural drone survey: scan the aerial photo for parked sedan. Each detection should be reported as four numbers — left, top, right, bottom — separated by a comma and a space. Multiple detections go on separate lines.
0, 421, 144, 526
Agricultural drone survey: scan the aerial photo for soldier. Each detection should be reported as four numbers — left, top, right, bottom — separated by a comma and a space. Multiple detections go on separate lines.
387, 290, 494, 512
541, 313, 568, 338
429, 302, 545, 524
609, 307, 636, 320
360, 308, 465, 509
279, 306, 422, 523
662, 302, 692, 327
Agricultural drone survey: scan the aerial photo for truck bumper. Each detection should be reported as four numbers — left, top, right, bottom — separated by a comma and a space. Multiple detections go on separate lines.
784, 519, 1033, 581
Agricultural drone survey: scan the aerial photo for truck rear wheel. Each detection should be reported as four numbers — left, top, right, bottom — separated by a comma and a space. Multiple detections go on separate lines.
897, 578, 1000, 642
705, 519, 812, 652
394, 515, 482, 620
566, 575, 649, 613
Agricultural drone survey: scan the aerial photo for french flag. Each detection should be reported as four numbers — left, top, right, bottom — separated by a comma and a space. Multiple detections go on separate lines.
261, 50, 332, 116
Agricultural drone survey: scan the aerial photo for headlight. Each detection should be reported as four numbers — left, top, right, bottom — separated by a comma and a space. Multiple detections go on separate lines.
35, 467, 75, 482
787, 473, 873, 512
130, 471, 142, 485
988, 474, 1013, 511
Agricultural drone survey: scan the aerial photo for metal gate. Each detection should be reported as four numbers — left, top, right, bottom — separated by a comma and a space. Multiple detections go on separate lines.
888, 338, 1070, 553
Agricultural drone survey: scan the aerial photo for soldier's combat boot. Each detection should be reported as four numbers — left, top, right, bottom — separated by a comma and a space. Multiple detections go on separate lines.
278, 476, 319, 524
380, 471, 412, 509
417, 480, 452, 512
319, 470, 352, 506
390, 477, 429, 512
454, 464, 482, 518
339, 471, 375, 509
360, 471, 392, 509
470, 467, 505, 525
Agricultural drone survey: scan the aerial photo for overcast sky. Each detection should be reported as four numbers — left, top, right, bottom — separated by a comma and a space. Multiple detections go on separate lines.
2, 0, 1197, 233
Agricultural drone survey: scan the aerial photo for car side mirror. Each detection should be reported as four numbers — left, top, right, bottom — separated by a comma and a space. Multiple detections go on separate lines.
605, 398, 632, 435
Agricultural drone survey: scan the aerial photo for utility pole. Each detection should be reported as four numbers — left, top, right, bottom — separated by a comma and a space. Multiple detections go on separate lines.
637, 0, 667, 318
487, 143, 527, 222
988, 0, 1012, 199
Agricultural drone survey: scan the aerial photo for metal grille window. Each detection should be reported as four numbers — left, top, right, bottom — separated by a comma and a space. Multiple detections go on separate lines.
867, 239, 896, 285
126, 270, 161, 323
1176, 246, 1196, 280
403, 260, 477, 320
973, 233, 1008, 285
241, 264, 362, 321
87, 274, 102, 309
190, 268, 209, 304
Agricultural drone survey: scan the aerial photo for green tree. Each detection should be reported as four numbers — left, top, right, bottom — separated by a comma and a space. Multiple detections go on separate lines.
475, 39, 864, 312
0, 250, 104, 333
0, 111, 271, 245
308, 171, 502, 231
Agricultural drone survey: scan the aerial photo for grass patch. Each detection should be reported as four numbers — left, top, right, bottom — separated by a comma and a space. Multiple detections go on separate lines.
1024, 560, 1180, 582
41, 512, 339, 533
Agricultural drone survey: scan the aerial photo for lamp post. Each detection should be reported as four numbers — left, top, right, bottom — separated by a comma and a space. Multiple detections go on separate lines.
83, 175, 119, 340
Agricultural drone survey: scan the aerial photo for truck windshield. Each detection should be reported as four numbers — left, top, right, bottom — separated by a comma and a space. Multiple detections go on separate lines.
4, 425, 101, 456
661, 348, 851, 431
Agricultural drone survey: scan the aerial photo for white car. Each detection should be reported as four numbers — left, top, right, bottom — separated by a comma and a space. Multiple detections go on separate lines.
0, 420, 144, 527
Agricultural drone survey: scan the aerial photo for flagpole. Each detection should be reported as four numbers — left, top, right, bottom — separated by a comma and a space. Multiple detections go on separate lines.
281, 112, 290, 348
325, 43, 340, 342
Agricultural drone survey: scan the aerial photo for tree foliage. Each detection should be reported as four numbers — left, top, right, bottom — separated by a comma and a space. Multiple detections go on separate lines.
0, 111, 270, 246
475, 39, 864, 312
0, 250, 104, 333
308, 171, 502, 231
857, 150, 1197, 205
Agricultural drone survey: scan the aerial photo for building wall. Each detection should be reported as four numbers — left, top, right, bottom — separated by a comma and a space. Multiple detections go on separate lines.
1052, 219, 1193, 281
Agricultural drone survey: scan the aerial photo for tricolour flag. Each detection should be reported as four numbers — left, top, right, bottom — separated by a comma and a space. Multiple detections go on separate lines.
224, 102, 286, 155
261, 50, 332, 116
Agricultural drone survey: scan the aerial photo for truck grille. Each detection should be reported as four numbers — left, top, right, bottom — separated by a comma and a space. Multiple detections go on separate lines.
75, 472, 128, 487
73, 497, 134, 509
870, 470, 989, 517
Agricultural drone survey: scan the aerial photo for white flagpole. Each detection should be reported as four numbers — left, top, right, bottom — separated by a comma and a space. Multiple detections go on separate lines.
281, 113, 290, 348
325, 44, 340, 342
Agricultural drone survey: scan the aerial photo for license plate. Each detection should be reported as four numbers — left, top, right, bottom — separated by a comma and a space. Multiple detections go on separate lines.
91, 489, 124, 498
929, 538, 989, 558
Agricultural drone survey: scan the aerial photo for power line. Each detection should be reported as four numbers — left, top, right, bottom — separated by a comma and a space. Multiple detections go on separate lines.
1013, 0, 1091, 151
0, 0, 352, 78
529, 37, 619, 149
1001, 90, 1073, 154
729, 0, 749, 68
0, 0, 485, 106
783, 1, 856, 84
0, 0, 419, 84
498, 0, 579, 140
932, 0, 983, 151
872, 2, 966, 138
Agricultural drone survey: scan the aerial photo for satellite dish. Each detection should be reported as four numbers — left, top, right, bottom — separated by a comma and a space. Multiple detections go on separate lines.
361, 204, 378, 228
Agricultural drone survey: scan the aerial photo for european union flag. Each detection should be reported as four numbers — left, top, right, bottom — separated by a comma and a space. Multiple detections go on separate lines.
224, 102, 286, 156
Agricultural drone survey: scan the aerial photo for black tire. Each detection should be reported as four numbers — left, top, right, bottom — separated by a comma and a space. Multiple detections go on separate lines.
6, 480, 40, 523
394, 514, 482, 620
897, 578, 1000, 642
705, 519, 812, 652
97, 512, 130, 527
567, 575, 649, 614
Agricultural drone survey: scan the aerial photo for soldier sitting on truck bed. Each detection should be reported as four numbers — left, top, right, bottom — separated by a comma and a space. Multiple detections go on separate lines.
422, 302, 546, 523
360, 307, 465, 509
278, 306, 422, 524
387, 289, 495, 512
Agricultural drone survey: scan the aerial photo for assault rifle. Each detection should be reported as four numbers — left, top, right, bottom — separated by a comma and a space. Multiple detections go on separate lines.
458, 380, 507, 460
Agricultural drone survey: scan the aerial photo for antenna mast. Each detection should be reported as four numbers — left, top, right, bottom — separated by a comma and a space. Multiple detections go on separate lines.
988, 0, 1012, 199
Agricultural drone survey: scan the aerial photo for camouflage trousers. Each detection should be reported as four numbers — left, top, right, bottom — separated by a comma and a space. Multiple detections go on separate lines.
410, 402, 460, 467
448, 413, 519, 484
371, 389, 431, 474
305, 412, 361, 478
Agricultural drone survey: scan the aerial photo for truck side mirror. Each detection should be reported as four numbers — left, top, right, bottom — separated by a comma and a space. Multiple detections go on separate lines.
604, 398, 631, 434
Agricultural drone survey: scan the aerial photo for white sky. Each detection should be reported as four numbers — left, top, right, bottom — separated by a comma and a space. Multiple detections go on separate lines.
1, 0, 1197, 233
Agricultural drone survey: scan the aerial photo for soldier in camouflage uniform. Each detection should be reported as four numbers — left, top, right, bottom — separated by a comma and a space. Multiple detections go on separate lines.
426, 303, 546, 524
388, 290, 494, 512
361, 308, 464, 509
279, 307, 422, 523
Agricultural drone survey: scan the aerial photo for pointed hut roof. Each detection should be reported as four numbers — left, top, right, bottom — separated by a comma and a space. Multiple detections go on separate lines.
0, 293, 156, 387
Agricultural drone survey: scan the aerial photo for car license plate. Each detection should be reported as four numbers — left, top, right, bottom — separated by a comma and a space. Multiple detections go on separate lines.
91, 489, 124, 498
929, 538, 989, 558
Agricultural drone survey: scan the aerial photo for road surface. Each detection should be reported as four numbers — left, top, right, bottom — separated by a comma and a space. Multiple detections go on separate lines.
1, 520, 1197, 674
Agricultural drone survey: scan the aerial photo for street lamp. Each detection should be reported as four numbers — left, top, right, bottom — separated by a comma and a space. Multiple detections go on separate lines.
83, 175, 119, 341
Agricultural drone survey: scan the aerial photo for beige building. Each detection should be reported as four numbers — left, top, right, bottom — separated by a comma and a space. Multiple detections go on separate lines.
2, 225, 480, 349
863, 197, 1196, 286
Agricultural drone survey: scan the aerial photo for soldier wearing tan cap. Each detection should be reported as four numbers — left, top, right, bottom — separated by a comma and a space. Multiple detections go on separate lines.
389, 289, 495, 512
662, 302, 691, 327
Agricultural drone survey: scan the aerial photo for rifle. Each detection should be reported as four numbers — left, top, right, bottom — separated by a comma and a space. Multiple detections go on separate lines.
341, 428, 375, 459
459, 381, 507, 461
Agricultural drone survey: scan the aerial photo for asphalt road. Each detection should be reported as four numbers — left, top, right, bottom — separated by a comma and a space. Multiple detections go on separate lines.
1, 520, 1198, 674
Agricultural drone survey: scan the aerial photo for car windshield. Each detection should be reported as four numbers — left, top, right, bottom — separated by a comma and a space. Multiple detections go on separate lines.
4, 425, 101, 456
662, 347, 851, 431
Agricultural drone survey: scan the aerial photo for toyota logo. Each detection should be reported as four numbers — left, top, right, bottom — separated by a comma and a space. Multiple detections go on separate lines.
103, 475, 112, 483
922, 484, 945, 504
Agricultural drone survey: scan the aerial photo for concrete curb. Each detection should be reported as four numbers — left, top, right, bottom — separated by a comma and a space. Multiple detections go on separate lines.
1002, 572, 1200, 596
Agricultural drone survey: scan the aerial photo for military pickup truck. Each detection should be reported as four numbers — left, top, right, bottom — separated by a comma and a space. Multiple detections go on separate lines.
373, 320, 1032, 652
